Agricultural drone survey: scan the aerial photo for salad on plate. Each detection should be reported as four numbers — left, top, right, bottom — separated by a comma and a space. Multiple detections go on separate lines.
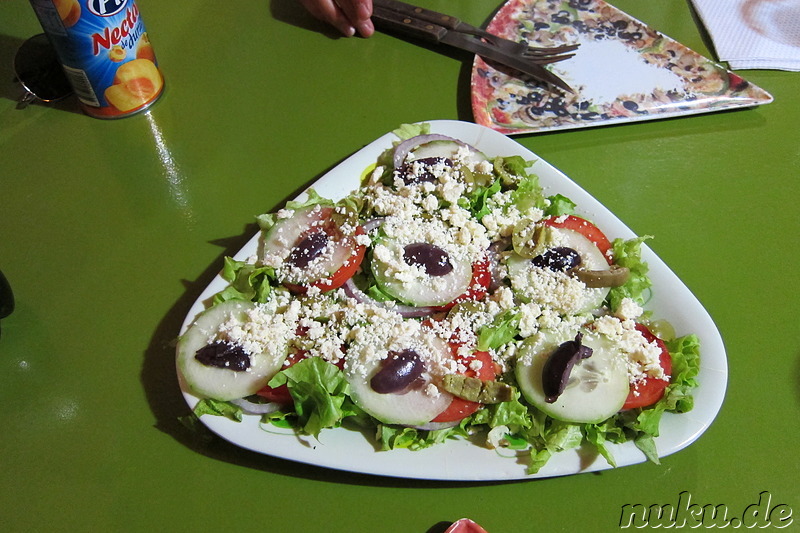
177, 123, 702, 476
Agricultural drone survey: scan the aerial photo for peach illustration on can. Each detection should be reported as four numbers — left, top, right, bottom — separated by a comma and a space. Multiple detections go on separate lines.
136, 32, 156, 62
53, 0, 80, 27
109, 45, 126, 62
104, 58, 163, 112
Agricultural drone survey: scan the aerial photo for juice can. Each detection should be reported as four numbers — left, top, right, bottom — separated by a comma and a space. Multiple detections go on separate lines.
28, 0, 164, 118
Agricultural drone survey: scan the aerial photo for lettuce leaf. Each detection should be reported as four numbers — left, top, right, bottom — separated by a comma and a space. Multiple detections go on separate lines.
477, 310, 521, 351
607, 235, 653, 311
268, 357, 363, 437
663, 334, 701, 413
502, 159, 547, 215
392, 123, 430, 140
493, 155, 535, 186
212, 257, 275, 304
458, 178, 503, 219
378, 422, 470, 451
192, 398, 243, 422
543, 194, 576, 217
470, 391, 531, 431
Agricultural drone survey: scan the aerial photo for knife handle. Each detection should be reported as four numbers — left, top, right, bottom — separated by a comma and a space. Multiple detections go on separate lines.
373, 0, 463, 31
372, 6, 448, 43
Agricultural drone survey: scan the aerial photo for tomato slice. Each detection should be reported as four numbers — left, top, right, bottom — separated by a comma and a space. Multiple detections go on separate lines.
622, 324, 672, 410
431, 350, 496, 423
284, 226, 366, 294
544, 215, 613, 264
433, 259, 492, 311
311, 230, 367, 291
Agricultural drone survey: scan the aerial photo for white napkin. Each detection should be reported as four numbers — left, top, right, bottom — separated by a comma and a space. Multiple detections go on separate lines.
690, 0, 800, 70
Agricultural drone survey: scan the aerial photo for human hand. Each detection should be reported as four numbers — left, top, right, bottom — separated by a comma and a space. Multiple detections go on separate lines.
296, 0, 375, 37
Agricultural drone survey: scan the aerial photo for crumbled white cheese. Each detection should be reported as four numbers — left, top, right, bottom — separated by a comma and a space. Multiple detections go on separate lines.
615, 297, 643, 321
201, 143, 673, 432
213, 294, 300, 357
591, 316, 668, 385
509, 261, 597, 315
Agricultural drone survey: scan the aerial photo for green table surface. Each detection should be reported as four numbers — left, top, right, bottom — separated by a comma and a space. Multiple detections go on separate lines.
1, 1, 798, 531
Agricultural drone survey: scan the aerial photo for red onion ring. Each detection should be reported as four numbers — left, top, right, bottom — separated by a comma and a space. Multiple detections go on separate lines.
361, 217, 385, 233
411, 420, 461, 431
486, 239, 510, 291
230, 397, 284, 415
342, 278, 437, 318
392, 134, 463, 169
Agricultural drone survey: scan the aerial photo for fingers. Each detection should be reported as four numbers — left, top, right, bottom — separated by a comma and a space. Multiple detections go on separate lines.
337, 0, 375, 37
297, 0, 374, 37
297, 0, 355, 36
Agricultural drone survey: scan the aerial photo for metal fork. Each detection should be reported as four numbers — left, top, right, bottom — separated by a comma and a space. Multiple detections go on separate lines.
372, 5, 575, 91
372, 0, 579, 64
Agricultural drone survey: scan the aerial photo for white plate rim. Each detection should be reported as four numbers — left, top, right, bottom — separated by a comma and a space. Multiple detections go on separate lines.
178, 120, 728, 481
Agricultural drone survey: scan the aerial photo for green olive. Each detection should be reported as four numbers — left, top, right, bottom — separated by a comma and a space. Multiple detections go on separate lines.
512, 220, 551, 259
573, 264, 630, 288
441, 374, 514, 404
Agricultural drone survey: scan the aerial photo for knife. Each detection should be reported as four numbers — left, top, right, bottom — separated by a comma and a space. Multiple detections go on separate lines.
371, 4, 574, 92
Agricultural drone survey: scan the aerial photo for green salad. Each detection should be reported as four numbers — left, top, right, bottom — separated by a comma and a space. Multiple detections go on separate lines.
178, 123, 699, 474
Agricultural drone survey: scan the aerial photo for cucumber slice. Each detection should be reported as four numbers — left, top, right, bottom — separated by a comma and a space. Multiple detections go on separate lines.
394, 137, 492, 187
348, 371, 453, 426
260, 204, 360, 286
371, 236, 473, 307
345, 334, 454, 426
409, 140, 488, 167
515, 328, 629, 424
177, 300, 289, 401
507, 226, 611, 312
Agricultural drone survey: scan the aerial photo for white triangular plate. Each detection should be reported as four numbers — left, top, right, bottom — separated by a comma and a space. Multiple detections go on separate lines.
179, 120, 728, 480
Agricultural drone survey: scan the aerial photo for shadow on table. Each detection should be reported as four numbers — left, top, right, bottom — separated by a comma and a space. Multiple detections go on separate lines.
686, 0, 722, 63
268, 0, 351, 40
0, 32, 84, 115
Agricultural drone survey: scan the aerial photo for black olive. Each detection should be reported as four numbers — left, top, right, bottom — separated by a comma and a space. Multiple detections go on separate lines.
531, 247, 582, 272
572, 21, 588, 32
526, 106, 546, 118
397, 157, 452, 185
370, 349, 424, 394
568, 0, 592, 9
542, 333, 593, 403
288, 231, 329, 268
403, 243, 454, 277
195, 341, 251, 372
551, 10, 572, 24
622, 100, 641, 113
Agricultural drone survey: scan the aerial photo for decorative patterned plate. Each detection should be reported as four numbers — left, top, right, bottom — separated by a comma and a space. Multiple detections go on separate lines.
471, 0, 773, 135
